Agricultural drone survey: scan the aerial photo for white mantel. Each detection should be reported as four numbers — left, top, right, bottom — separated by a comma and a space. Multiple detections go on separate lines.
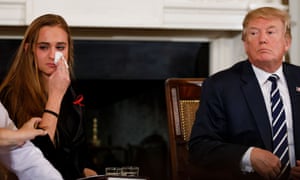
26, 0, 286, 30
0, 0, 295, 75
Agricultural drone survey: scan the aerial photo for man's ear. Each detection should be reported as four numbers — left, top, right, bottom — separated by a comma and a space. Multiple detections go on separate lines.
284, 37, 291, 52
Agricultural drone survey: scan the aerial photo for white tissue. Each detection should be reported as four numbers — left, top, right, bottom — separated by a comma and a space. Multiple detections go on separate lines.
54, 52, 63, 65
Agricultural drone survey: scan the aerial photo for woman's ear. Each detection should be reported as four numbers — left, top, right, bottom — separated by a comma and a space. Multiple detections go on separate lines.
24, 43, 29, 51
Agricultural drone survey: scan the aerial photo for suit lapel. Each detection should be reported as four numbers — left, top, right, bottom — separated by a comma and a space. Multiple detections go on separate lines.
240, 61, 273, 150
283, 64, 300, 158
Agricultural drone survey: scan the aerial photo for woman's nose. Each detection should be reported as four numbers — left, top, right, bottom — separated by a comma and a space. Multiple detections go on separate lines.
49, 48, 56, 59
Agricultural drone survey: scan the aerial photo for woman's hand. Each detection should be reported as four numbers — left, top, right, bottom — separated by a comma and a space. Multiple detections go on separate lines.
48, 56, 70, 100
39, 56, 70, 141
17, 117, 47, 146
83, 168, 98, 177
0, 117, 47, 147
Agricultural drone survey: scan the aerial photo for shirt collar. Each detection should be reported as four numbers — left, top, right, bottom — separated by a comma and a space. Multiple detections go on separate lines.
252, 64, 284, 86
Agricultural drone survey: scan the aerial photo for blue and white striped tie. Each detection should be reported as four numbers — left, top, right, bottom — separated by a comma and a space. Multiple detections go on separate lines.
268, 74, 289, 173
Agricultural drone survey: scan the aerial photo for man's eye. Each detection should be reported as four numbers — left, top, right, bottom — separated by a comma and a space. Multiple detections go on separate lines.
268, 31, 275, 35
249, 31, 257, 36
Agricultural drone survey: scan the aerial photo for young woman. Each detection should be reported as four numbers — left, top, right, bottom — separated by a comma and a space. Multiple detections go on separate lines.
0, 14, 97, 180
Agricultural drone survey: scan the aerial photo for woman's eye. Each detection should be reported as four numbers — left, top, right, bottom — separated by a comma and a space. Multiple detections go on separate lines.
56, 46, 65, 51
38, 45, 49, 50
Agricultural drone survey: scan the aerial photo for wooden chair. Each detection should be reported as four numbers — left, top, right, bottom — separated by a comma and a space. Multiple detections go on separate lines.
165, 78, 204, 180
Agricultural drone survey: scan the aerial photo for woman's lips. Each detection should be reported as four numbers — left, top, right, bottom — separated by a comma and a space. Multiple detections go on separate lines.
47, 63, 57, 68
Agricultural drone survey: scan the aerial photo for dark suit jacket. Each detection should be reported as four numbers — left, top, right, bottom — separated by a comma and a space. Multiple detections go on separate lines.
189, 60, 300, 179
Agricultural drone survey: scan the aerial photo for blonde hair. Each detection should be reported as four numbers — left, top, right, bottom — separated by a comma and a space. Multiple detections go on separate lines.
0, 14, 74, 127
242, 7, 291, 41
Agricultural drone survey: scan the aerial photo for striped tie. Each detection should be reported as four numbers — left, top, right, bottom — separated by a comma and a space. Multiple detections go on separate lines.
268, 74, 290, 174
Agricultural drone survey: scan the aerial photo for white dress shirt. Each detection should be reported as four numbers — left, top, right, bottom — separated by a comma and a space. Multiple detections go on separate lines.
0, 102, 63, 180
241, 65, 296, 172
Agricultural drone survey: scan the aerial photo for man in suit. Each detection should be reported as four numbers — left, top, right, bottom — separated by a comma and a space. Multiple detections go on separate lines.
189, 7, 300, 180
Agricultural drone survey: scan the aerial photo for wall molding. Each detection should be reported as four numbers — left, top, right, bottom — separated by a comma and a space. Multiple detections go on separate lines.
0, 0, 291, 74
0, 0, 26, 25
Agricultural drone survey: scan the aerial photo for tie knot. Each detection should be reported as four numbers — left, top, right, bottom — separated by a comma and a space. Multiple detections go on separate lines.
268, 74, 279, 83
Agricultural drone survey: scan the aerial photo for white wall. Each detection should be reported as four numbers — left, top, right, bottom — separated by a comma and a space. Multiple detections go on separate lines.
289, 0, 300, 66
0, 0, 291, 75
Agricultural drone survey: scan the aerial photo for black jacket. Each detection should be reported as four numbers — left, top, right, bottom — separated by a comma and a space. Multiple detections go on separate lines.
32, 86, 92, 180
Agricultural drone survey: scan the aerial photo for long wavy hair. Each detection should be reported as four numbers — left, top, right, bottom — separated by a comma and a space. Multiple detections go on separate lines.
0, 14, 74, 127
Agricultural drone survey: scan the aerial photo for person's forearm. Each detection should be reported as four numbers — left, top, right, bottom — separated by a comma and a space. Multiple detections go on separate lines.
38, 94, 63, 142
0, 128, 22, 146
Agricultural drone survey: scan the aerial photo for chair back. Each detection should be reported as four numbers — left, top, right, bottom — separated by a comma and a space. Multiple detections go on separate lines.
165, 78, 204, 180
